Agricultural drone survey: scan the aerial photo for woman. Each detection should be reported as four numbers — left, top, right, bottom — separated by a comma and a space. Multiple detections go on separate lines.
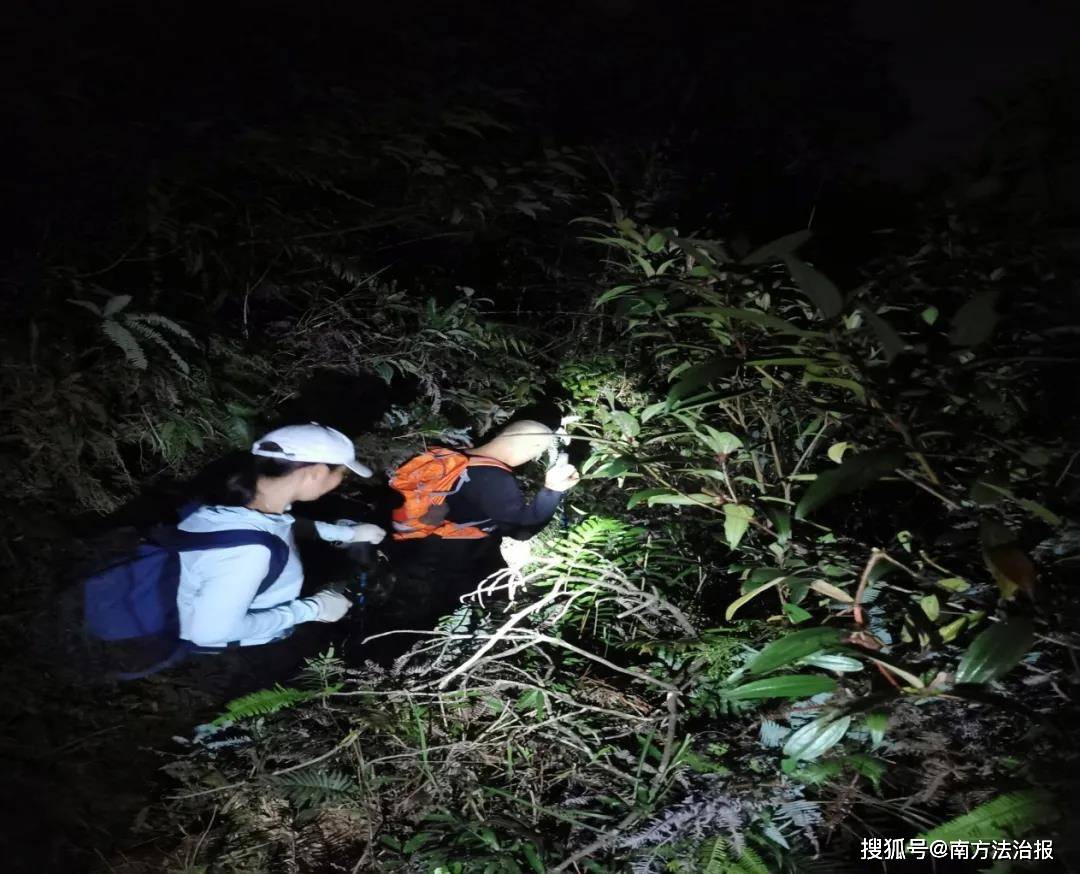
178, 422, 386, 650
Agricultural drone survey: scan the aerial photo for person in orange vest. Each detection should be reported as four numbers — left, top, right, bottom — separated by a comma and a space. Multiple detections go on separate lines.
365, 420, 580, 659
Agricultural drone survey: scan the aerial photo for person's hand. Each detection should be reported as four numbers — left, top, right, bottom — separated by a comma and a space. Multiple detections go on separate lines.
305, 589, 352, 623
544, 453, 580, 492
349, 523, 387, 545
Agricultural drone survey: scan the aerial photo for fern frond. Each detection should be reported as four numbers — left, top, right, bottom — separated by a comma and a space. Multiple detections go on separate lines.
733, 844, 770, 874
274, 769, 359, 808
126, 312, 199, 345
213, 684, 322, 725
126, 320, 190, 374
918, 791, 1056, 844
699, 836, 731, 873
101, 319, 148, 369
697, 837, 770, 874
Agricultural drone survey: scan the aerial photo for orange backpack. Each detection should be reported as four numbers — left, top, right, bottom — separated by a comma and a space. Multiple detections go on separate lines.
390, 447, 511, 541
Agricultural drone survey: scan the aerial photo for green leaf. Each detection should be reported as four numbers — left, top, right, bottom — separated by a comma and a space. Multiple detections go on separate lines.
798, 653, 864, 672
801, 374, 866, 401
681, 306, 819, 337
609, 410, 640, 438
595, 284, 639, 306
726, 674, 836, 701
698, 426, 743, 456
949, 290, 999, 346
742, 229, 812, 264
936, 577, 970, 592
648, 492, 716, 507
723, 504, 754, 550
592, 458, 632, 478
794, 449, 904, 520
921, 305, 939, 325
956, 618, 1035, 685
919, 594, 940, 621
859, 305, 907, 362
640, 400, 669, 423
627, 488, 672, 509
645, 231, 667, 253
865, 712, 888, 749
918, 791, 1056, 844
725, 578, 780, 621
666, 358, 739, 404
783, 602, 813, 624
827, 442, 849, 463
522, 843, 545, 874
747, 627, 844, 675
783, 714, 852, 761
783, 255, 843, 319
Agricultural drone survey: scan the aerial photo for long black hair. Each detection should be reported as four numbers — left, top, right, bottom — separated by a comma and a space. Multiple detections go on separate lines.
187, 447, 319, 507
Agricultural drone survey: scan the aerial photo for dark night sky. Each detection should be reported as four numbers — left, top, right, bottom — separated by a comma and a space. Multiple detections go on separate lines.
3, 0, 1078, 255
854, 0, 1079, 180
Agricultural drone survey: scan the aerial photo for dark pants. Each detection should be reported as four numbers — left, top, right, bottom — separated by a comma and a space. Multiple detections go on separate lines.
350, 535, 505, 665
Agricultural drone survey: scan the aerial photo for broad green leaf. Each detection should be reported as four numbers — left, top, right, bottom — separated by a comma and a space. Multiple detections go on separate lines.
921, 305, 939, 325
939, 616, 968, 643
801, 374, 867, 401
592, 458, 632, 478
868, 657, 926, 689
726, 674, 836, 701
595, 284, 639, 306
609, 410, 640, 438
799, 653, 863, 672
783, 602, 813, 624
1017, 498, 1063, 526
794, 450, 904, 520
723, 504, 754, 550
783, 714, 852, 761
936, 577, 970, 592
742, 229, 812, 264
983, 540, 1037, 601
809, 579, 854, 603
956, 618, 1035, 685
859, 305, 907, 362
783, 255, 843, 319
627, 488, 672, 509
725, 578, 780, 621
666, 358, 739, 404
919, 594, 940, 621
522, 843, 545, 874
640, 400, 669, 423
747, 627, 844, 675
745, 356, 816, 367
648, 492, 716, 507
865, 712, 888, 749
949, 290, 999, 346
645, 231, 667, 253
827, 442, 849, 464
700, 427, 743, 456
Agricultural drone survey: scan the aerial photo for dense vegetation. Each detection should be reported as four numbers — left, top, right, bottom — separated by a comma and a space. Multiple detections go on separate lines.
3, 8, 1080, 871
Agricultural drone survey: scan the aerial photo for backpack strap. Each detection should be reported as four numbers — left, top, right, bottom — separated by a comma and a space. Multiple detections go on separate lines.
146, 526, 290, 596
465, 454, 513, 473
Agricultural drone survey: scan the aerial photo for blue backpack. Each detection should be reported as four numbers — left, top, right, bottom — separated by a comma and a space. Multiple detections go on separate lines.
83, 517, 289, 679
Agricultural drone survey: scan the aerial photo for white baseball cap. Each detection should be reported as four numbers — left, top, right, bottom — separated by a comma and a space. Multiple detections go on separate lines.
251, 423, 373, 477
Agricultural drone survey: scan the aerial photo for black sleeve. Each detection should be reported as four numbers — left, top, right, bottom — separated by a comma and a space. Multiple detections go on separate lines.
455, 467, 562, 532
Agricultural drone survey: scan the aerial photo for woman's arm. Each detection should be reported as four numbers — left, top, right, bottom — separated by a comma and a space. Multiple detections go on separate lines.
464, 467, 563, 529
179, 546, 317, 646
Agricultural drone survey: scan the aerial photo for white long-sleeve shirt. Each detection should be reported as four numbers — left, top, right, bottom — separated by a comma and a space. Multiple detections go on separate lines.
177, 505, 357, 648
